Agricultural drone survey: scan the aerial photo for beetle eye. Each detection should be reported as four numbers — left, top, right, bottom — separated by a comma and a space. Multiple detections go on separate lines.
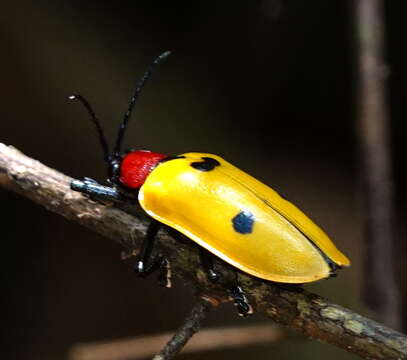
191, 157, 220, 172
108, 160, 121, 184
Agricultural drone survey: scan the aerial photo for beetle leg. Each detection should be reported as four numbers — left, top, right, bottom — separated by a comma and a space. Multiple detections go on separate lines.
199, 248, 220, 283
199, 250, 252, 316
134, 220, 171, 288
136, 255, 171, 288
227, 277, 254, 317
71, 178, 123, 203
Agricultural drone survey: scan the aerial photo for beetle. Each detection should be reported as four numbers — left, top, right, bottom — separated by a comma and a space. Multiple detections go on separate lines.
70, 51, 350, 316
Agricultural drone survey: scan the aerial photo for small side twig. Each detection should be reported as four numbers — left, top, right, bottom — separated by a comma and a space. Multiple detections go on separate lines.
152, 297, 213, 360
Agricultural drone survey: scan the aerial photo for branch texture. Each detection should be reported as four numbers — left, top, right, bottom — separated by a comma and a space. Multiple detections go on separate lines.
1, 143, 406, 360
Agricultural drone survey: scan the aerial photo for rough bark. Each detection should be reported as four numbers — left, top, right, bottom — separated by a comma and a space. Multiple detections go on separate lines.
1, 143, 406, 360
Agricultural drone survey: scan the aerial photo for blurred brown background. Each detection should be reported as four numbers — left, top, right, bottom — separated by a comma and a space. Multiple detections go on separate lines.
1, 1, 406, 359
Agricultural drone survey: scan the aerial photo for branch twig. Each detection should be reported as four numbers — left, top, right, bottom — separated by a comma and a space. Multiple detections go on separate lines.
1, 143, 407, 360
152, 297, 212, 360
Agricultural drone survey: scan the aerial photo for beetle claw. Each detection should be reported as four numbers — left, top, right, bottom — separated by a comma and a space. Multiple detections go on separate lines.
229, 285, 253, 316
236, 301, 254, 317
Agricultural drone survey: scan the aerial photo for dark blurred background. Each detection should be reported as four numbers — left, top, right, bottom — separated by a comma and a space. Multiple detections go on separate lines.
1, 1, 406, 359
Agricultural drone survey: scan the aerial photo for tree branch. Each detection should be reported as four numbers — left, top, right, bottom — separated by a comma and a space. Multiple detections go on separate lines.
69, 324, 283, 360
1, 143, 406, 360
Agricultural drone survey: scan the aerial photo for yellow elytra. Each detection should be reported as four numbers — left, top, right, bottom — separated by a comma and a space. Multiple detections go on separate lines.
139, 152, 350, 283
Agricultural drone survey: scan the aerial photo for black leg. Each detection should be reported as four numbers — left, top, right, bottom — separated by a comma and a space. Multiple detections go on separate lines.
135, 220, 171, 288
136, 220, 160, 273
226, 276, 254, 317
199, 249, 252, 316
199, 248, 220, 283
71, 178, 123, 203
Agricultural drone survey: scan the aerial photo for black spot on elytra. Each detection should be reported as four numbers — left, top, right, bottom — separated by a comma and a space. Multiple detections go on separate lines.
191, 157, 220, 171
232, 210, 254, 234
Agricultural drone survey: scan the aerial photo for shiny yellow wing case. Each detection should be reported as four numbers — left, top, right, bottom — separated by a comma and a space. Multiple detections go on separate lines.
139, 152, 350, 283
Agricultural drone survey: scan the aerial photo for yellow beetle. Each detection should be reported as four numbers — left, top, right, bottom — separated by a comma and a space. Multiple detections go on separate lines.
139, 152, 350, 283
70, 51, 350, 316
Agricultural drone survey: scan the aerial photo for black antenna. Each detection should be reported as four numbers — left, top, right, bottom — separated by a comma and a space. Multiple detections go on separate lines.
68, 94, 110, 162
113, 50, 172, 157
